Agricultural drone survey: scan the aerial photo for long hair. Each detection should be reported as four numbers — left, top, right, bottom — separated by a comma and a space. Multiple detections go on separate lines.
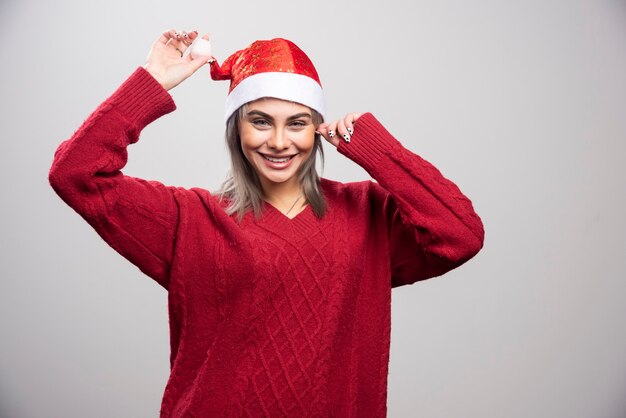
217, 99, 326, 221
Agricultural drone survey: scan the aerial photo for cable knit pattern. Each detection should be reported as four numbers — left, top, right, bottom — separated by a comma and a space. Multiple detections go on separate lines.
48, 67, 484, 417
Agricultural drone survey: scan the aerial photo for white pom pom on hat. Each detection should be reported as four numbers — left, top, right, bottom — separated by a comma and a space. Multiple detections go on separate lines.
190, 38, 212, 60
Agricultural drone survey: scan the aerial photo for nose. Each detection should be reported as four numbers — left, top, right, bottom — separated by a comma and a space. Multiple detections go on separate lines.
267, 127, 290, 151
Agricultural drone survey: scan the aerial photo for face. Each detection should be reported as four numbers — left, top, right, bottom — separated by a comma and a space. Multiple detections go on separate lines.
238, 98, 316, 191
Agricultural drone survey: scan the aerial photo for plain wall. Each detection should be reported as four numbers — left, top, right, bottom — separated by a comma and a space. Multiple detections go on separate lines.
1, 0, 625, 417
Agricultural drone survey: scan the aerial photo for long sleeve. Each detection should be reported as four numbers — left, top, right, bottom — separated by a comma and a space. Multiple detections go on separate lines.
337, 112, 485, 287
48, 67, 179, 289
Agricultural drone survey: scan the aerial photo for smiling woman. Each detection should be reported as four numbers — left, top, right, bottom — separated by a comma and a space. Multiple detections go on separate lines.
48, 28, 484, 417
221, 97, 325, 219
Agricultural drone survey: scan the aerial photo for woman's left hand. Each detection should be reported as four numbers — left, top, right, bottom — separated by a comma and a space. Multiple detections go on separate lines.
143, 29, 212, 91
316, 112, 363, 147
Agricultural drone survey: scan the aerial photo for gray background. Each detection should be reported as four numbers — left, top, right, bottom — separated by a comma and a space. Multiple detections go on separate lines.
1, 0, 625, 417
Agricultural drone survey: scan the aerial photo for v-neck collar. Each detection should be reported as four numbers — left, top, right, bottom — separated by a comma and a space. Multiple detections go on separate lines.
253, 200, 320, 240
264, 199, 309, 220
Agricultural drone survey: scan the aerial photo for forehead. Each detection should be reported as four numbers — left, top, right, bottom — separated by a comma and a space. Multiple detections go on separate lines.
245, 97, 310, 116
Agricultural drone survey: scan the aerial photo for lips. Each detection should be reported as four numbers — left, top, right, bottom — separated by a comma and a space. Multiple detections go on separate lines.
258, 152, 298, 170
260, 153, 297, 163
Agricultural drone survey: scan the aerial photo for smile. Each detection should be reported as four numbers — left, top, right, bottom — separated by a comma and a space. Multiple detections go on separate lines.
260, 153, 297, 163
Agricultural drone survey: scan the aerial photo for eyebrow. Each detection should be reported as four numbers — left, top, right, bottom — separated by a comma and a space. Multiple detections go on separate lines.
246, 110, 312, 120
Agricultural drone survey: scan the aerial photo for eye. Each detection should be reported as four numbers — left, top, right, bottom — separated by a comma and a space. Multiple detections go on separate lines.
251, 119, 271, 128
290, 120, 307, 127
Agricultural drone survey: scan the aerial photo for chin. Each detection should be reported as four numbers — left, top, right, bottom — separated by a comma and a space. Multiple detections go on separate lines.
261, 169, 299, 185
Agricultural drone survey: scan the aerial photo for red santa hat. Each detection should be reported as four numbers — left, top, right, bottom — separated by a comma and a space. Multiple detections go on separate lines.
209, 38, 326, 123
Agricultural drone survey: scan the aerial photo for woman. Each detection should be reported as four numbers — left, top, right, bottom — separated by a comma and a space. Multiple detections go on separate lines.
49, 29, 484, 417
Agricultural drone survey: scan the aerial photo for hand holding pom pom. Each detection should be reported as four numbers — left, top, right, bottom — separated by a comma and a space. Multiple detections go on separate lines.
143, 29, 213, 91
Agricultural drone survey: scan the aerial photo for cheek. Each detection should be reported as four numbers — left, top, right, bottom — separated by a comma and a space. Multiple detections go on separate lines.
239, 127, 266, 152
294, 131, 316, 152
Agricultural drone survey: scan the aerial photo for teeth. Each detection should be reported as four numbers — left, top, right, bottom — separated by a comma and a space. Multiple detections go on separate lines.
264, 155, 292, 163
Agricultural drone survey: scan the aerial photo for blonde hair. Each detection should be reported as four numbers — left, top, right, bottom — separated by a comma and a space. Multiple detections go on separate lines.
217, 99, 326, 221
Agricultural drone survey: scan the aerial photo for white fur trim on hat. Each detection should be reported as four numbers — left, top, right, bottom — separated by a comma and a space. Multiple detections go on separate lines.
224, 72, 326, 123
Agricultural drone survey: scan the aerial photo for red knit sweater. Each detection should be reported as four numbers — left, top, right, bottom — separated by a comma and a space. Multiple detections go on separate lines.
48, 67, 484, 417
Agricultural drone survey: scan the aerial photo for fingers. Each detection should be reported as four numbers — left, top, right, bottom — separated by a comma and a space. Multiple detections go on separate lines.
340, 112, 363, 142
178, 31, 195, 59
316, 123, 340, 147
156, 30, 172, 45
187, 30, 199, 42
158, 28, 181, 45
337, 119, 351, 143
345, 112, 362, 135
159, 28, 204, 45
180, 30, 195, 48
159, 28, 199, 57
316, 113, 363, 147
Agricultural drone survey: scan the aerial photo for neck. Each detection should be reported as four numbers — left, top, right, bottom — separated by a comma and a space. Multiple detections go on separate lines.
261, 178, 305, 215
261, 176, 300, 200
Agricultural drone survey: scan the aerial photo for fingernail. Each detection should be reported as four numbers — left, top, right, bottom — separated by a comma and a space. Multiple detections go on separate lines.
347, 127, 353, 135
183, 32, 189, 38
343, 134, 351, 142
329, 130, 335, 138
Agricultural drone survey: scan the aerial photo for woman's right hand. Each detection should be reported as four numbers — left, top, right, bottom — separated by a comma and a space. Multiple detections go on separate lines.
143, 29, 212, 91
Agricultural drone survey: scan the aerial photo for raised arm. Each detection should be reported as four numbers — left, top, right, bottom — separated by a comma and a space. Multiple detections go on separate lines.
48, 29, 212, 289
317, 112, 485, 287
